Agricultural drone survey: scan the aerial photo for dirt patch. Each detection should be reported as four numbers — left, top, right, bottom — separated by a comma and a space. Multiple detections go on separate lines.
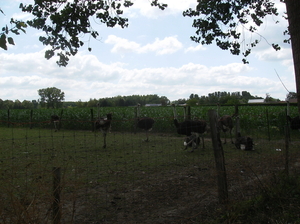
61, 139, 300, 224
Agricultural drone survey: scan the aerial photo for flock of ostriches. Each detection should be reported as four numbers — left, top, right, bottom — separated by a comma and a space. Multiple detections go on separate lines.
50, 105, 300, 152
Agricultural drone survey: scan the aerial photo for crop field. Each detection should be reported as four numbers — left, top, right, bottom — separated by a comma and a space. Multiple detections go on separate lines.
0, 105, 300, 223
0, 104, 298, 135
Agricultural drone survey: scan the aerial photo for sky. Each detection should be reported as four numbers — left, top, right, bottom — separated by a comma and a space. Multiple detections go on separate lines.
0, 0, 296, 103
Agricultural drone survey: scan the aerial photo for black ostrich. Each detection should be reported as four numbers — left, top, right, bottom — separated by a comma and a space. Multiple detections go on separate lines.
50, 115, 60, 132
136, 104, 155, 142
95, 113, 112, 149
218, 114, 235, 144
287, 115, 300, 130
235, 132, 254, 151
172, 104, 206, 152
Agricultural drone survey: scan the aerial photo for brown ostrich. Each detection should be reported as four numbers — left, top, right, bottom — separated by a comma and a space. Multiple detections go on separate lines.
95, 113, 112, 149
50, 115, 60, 132
136, 104, 155, 142
218, 114, 236, 144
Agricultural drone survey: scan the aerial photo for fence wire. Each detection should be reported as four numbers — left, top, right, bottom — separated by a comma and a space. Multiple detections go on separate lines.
0, 106, 300, 223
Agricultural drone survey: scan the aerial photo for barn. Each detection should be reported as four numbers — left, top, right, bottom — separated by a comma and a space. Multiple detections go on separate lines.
248, 99, 265, 104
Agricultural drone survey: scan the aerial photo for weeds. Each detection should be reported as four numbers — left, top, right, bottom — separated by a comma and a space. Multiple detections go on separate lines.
216, 173, 300, 224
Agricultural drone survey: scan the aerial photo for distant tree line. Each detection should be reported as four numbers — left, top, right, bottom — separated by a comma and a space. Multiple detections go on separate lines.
0, 87, 293, 110
0, 92, 170, 109
174, 91, 283, 106
75, 94, 170, 108
0, 99, 39, 110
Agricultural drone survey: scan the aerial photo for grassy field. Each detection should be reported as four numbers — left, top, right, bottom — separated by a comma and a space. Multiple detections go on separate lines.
1, 124, 300, 223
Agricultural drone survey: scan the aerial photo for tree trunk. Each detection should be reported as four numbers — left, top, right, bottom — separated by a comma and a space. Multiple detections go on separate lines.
285, 0, 300, 114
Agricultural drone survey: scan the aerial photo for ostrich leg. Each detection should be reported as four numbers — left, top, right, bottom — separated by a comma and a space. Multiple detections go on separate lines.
103, 133, 107, 148
144, 130, 149, 142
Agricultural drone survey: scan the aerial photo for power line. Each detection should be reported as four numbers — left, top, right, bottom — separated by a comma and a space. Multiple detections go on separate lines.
274, 69, 290, 93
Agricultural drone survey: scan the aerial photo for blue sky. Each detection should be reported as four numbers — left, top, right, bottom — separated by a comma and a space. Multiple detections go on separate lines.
0, 0, 295, 102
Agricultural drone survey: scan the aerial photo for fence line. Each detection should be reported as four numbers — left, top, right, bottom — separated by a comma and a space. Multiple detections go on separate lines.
0, 107, 299, 223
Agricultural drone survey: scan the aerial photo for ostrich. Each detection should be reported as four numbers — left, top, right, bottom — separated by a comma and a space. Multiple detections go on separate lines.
172, 104, 206, 152
218, 114, 235, 144
287, 115, 300, 130
136, 104, 155, 142
234, 132, 254, 150
183, 106, 207, 149
50, 115, 60, 132
95, 113, 112, 149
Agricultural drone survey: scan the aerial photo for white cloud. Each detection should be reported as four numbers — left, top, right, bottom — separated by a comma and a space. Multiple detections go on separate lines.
0, 0, 294, 102
256, 47, 292, 61
1, 49, 283, 101
125, 0, 197, 19
105, 35, 182, 55
185, 45, 206, 53
105, 35, 141, 54
140, 36, 182, 54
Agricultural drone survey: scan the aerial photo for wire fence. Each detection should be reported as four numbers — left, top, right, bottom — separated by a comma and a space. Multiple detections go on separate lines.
1, 105, 300, 223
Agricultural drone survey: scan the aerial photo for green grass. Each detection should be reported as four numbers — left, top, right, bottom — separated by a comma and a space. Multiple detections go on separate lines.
213, 173, 300, 224
1, 125, 300, 223
0, 126, 214, 223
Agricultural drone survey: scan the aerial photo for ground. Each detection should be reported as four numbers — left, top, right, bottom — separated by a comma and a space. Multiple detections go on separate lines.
60, 138, 300, 224
2, 129, 300, 224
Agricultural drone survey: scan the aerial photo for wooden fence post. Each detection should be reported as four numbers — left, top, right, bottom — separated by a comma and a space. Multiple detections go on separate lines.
58, 109, 63, 130
186, 106, 191, 120
284, 125, 290, 176
234, 105, 239, 138
53, 167, 61, 224
285, 108, 291, 141
30, 109, 33, 129
208, 109, 228, 204
217, 103, 220, 117
266, 109, 271, 141
91, 109, 94, 131
134, 106, 138, 134
7, 109, 10, 127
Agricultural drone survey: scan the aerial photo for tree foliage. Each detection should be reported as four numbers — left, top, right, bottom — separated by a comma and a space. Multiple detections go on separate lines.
0, 91, 283, 109
183, 0, 282, 64
185, 91, 274, 106
17, 0, 167, 66
38, 87, 65, 109
85, 94, 170, 107
0, 8, 27, 50
286, 91, 297, 100
183, 0, 300, 114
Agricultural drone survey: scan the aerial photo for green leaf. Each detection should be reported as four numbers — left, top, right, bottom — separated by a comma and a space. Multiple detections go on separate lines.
45, 50, 55, 59
7, 37, 15, 45
272, 43, 281, 51
0, 34, 7, 50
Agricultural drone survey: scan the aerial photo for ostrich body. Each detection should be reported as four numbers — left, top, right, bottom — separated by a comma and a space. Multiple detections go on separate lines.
218, 114, 235, 144
136, 104, 155, 142
287, 115, 300, 130
51, 115, 60, 132
235, 132, 254, 151
172, 104, 206, 151
95, 113, 112, 149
